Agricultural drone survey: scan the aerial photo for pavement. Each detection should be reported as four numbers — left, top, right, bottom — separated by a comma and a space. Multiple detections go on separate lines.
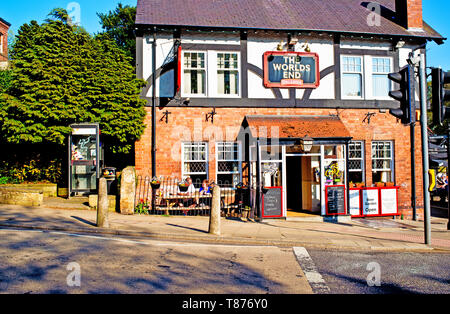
0, 197, 449, 252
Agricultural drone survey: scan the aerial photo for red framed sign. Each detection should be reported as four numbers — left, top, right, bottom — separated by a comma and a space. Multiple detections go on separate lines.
261, 187, 283, 218
350, 186, 400, 218
263, 51, 320, 89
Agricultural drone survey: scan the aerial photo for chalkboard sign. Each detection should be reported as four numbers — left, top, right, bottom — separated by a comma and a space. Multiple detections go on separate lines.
326, 185, 346, 215
262, 187, 283, 218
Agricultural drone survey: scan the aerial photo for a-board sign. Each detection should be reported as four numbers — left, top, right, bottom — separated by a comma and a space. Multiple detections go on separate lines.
326, 185, 346, 215
362, 188, 379, 216
349, 189, 361, 216
262, 187, 283, 218
263, 51, 320, 88
380, 188, 398, 215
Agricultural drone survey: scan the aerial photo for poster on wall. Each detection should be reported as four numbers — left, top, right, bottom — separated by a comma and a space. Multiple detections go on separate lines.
349, 189, 361, 216
380, 188, 398, 215
362, 189, 379, 216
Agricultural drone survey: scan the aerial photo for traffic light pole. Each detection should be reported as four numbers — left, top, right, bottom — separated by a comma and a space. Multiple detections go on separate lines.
419, 53, 432, 245
446, 127, 450, 230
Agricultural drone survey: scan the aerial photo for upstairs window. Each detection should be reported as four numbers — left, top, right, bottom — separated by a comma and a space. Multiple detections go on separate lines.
372, 57, 392, 98
183, 52, 206, 96
217, 53, 239, 96
342, 56, 363, 98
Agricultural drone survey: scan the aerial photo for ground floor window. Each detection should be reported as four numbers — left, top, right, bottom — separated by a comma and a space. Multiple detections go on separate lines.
348, 141, 365, 184
182, 142, 208, 187
216, 142, 241, 187
372, 141, 394, 183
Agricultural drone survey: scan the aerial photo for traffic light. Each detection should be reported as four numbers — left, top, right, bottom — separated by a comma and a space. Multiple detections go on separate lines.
431, 67, 450, 126
388, 65, 415, 125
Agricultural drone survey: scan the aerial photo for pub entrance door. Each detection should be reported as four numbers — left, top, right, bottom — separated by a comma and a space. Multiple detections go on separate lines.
286, 154, 321, 215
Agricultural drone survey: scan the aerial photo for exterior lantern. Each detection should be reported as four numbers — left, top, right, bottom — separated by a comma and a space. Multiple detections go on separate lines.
300, 136, 314, 153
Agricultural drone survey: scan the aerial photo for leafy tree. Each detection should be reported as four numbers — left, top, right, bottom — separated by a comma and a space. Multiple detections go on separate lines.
97, 3, 137, 66
0, 69, 12, 94
0, 8, 146, 156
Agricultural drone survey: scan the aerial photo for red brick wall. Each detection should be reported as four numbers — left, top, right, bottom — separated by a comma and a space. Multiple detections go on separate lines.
396, 0, 423, 29
135, 107, 425, 219
0, 21, 9, 62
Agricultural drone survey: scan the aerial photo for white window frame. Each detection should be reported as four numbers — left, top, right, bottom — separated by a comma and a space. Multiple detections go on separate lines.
215, 142, 242, 185
341, 55, 364, 100
0, 34, 3, 55
182, 51, 208, 98
181, 142, 209, 180
181, 50, 241, 98
371, 141, 395, 183
215, 51, 241, 98
369, 56, 393, 100
348, 141, 365, 183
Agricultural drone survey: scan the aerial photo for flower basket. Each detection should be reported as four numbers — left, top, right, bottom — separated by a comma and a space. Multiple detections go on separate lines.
150, 177, 161, 190
236, 182, 248, 190
385, 182, 395, 187
178, 181, 189, 192
375, 182, 385, 187
355, 183, 365, 188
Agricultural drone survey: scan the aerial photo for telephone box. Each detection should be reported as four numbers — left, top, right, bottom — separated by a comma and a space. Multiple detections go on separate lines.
68, 124, 103, 196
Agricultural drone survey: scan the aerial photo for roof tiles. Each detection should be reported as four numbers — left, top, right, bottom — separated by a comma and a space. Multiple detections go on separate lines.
136, 0, 443, 40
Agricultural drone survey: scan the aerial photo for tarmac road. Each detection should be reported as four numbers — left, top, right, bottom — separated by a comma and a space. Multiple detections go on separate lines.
306, 248, 450, 294
0, 228, 313, 294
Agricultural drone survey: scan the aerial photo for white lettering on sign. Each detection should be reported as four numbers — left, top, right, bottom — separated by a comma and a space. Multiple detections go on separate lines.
273, 59, 311, 80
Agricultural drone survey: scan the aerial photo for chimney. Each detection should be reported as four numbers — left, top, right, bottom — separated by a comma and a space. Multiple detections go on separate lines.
395, 0, 423, 30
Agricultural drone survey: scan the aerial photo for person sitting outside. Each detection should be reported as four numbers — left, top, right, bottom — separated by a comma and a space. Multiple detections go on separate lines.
178, 177, 197, 208
198, 179, 212, 207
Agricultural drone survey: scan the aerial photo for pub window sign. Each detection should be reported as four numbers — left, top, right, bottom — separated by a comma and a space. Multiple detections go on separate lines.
263, 51, 320, 89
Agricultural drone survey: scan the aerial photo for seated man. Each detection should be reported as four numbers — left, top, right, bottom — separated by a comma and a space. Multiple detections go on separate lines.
178, 176, 197, 208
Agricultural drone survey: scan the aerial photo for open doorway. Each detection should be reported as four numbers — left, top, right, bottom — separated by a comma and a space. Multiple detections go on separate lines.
286, 155, 321, 215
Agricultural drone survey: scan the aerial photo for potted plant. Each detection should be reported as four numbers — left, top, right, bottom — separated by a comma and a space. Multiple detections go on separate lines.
150, 177, 161, 190
355, 182, 365, 188
385, 182, 395, 187
375, 182, 385, 187
349, 182, 355, 188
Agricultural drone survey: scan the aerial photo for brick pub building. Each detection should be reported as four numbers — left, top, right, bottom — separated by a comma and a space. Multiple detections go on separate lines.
134, 0, 444, 220
0, 17, 10, 69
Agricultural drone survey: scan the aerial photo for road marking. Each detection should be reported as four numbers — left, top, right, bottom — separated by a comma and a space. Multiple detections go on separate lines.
293, 247, 330, 294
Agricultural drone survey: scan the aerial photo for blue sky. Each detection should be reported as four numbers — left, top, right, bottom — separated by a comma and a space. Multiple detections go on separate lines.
1, 1, 449, 70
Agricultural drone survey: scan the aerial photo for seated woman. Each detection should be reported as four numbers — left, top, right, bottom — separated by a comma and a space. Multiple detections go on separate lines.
198, 179, 212, 207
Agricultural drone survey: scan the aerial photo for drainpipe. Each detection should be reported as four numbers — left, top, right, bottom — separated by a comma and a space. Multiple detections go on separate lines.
152, 27, 157, 178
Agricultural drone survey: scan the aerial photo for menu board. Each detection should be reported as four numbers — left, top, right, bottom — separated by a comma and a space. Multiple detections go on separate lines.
349, 189, 361, 216
380, 188, 398, 215
326, 186, 346, 215
262, 187, 283, 218
362, 189, 379, 216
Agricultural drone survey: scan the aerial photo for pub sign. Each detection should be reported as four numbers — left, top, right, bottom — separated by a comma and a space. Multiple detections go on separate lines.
263, 51, 320, 88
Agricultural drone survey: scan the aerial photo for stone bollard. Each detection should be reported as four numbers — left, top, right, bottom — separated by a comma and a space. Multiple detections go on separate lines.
120, 166, 136, 215
209, 185, 221, 235
97, 177, 109, 228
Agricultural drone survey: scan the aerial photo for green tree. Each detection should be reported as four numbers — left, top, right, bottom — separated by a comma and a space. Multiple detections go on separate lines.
0, 9, 146, 156
97, 3, 137, 66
